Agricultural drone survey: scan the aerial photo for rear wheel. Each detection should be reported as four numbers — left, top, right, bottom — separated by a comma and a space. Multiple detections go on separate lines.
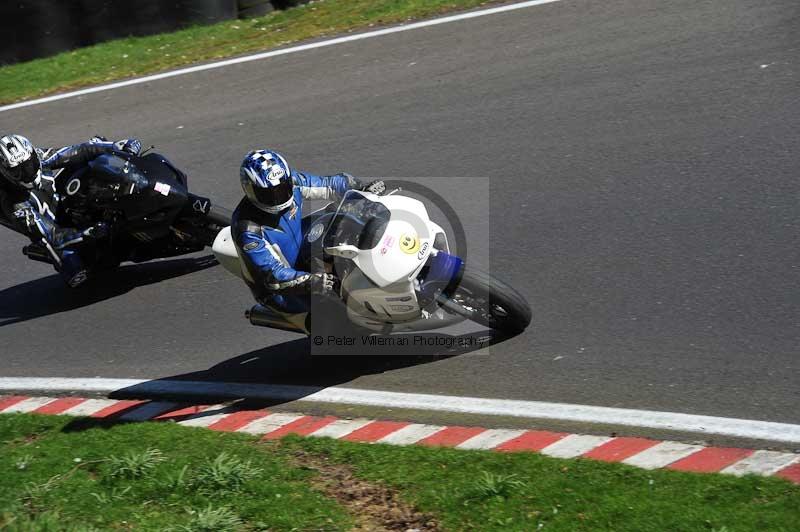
442, 269, 531, 335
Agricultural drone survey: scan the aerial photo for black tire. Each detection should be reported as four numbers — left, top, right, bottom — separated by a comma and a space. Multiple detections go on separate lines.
442, 269, 531, 335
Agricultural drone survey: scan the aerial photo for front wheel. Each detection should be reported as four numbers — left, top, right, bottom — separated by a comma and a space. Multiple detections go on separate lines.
442, 269, 531, 335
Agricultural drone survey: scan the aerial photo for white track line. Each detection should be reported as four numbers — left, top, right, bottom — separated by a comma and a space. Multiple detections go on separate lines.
0, 0, 561, 113
2, 397, 55, 413
61, 398, 119, 416
178, 405, 236, 427
2, 377, 800, 443
721, 451, 800, 477
456, 429, 526, 450
238, 412, 305, 434
308, 418, 372, 439
377, 423, 444, 445
540, 434, 612, 458
622, 441, 704, 470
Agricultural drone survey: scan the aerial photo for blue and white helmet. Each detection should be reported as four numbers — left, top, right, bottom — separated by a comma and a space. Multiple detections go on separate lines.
240, 149, 294, 213
0, 134, 41, 189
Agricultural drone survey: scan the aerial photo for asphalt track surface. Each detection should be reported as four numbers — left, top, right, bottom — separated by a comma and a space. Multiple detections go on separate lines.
0, 0, 798, 425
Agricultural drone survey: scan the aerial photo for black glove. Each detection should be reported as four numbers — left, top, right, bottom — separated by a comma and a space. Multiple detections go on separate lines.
360, 180, 386, 195
82, 221, 110, 240
309, 273, 339, 297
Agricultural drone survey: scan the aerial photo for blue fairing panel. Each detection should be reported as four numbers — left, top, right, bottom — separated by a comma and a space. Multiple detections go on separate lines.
419, 251, 464, 302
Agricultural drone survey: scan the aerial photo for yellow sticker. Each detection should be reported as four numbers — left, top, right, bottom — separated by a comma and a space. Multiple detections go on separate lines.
399, 233, 420, 254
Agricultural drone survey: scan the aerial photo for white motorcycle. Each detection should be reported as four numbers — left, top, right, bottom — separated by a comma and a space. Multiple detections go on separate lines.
212, 188, 531, 335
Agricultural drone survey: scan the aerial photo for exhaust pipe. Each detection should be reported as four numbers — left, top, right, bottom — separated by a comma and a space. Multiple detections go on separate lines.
245, 304, 309, 334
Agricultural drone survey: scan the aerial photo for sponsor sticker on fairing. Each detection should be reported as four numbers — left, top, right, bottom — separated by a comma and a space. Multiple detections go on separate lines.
399, 233, 419, 254
417, 241, 429, 260
154, 182, 171, 196
380, 235, 395, 255
307, 223, 325, 243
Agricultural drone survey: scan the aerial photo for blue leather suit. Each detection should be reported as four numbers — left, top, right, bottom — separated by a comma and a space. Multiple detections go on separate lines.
231, 170, 359, 312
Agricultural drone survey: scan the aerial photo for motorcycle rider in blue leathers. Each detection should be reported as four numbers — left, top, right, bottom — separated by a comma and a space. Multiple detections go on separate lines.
0, 133, 141, 287
232, 149, 384, 317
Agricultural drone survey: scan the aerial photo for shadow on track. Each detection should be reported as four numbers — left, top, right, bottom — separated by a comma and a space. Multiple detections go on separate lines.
165, 329, 501, 386
61, 329, 512, 432
0, 254, 218, 327
116, 328, 503, 400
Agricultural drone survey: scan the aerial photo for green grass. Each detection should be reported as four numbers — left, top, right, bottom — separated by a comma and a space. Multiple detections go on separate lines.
0, 0, 497, 105
281, 436, 800, 532
1, 412, 798, 531
0, 413, 350, 531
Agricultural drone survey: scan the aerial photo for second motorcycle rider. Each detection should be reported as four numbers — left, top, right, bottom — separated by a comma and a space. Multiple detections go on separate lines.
0, 134, 141, 287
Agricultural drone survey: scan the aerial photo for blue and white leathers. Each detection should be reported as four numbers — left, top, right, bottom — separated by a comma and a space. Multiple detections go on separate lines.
232, 170, 360, 312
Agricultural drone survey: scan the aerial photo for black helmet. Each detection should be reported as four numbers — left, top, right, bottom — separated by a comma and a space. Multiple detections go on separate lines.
0, 134, 41, 190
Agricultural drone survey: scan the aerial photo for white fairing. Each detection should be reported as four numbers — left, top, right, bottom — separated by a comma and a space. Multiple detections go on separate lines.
325, 193, 438, 288
343, 270, 421, 328
212, 226, 251, 282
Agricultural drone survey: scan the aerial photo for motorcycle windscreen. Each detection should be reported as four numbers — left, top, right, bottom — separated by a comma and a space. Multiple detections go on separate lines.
323, 191, 390, 250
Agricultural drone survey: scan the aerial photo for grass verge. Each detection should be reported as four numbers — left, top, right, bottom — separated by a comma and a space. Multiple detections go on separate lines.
0, 0, 500, 106
0, 413, 350, 531
1, 413, 798, 531
280, 436, 800, 532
